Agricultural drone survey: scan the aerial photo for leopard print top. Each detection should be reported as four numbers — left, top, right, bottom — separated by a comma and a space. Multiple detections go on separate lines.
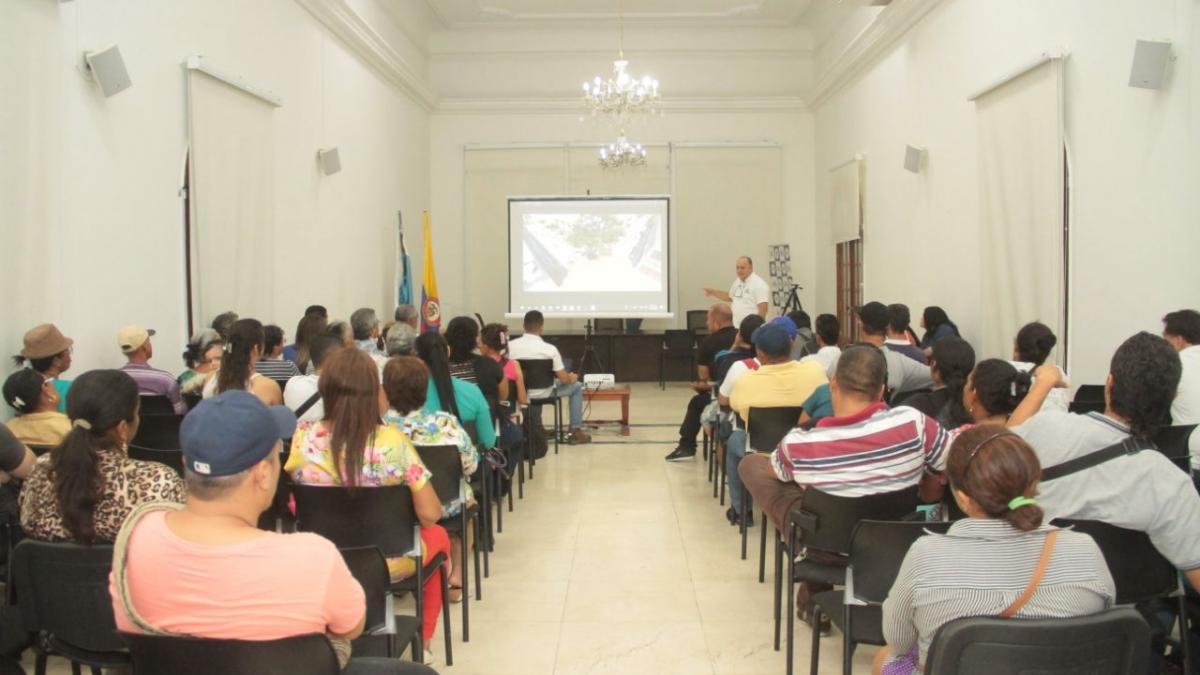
18, 449, 185, 543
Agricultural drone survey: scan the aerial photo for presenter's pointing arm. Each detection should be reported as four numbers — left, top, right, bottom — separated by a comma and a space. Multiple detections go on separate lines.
704, 288, 732, 302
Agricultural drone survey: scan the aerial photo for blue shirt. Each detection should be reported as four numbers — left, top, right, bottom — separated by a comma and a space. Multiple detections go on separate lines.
424, 377, 496, 448
51, 379, 71, 413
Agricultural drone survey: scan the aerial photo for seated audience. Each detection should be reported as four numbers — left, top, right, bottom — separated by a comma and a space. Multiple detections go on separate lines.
20, 370, 183, 543
964, 359, 1034, 426
1013, 332, 1200, 592
415, 333, 497, 449
919, 306, 960, 353
119, 324, 186, 414
788, 311, 820, 359
445, 316, 504, 406
351, 308, 385, 358
857, 302, 934, 395
885, 304, 928, 364
328, 320, 354, 347
254, 324, 301, 386
899, 337, 975, 429
714, 315, 765, 393
382, 356, 479, 603
4, 368, 70, 446
178, 329, 222, 396
110, 390, 428, 674
799, 384, 832, 424
385, 322, 418, 357
0, 424, 39, 482
800, 313, 842, 379
286, 348, 449, 662
479, 323, 525, 455
508, 310, 592, 445
664, 304, 736, 460
203, 318, 283, 406
283, 334, 343, 423
1162, 309, 1200, 473
725, 322, 827, 525
739, 345, 949, 625
876, 426, 1114, 675
1010, 321, 1069, 413
210, 311, 239, 341
395, 304, 420, 330
282, 305, 327, 364
13, 323, 73, 412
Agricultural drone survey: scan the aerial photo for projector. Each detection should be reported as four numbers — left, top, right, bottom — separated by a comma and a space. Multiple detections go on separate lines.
583, 373, 616, 389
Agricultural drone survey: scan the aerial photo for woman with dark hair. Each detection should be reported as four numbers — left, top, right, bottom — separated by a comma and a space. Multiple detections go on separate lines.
919, 306, 960, 353
202, 319, 282, 405
444, 317, 504, 405
479, 323, 525, 454
19, 370, 184, 544
1010, 321, 1069, 413
875, 425, 1114, 675
286, 348, 448, 664
178, 329, 223, 396
13, 324, 74, 412
415, 333, 496, 449
3, 369, 70, 446
290, 314, 328, 374
963, 359, 1034, 424
382, 357, 477, 603
899, 337, 975, 430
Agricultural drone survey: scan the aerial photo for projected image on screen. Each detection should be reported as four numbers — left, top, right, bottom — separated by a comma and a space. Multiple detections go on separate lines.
509, 197, 671, 318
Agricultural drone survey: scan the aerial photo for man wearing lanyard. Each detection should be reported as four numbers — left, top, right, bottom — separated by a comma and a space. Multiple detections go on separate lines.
704, 256, 770, 324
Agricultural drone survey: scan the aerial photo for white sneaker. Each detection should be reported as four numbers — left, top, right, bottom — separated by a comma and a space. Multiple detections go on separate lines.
423, 648, 437, 666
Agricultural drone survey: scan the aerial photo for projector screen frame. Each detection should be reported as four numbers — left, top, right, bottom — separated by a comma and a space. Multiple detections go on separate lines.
506, 195, 673, 320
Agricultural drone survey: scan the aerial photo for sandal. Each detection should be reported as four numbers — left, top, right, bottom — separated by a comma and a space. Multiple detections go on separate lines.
447, 585, 464, 604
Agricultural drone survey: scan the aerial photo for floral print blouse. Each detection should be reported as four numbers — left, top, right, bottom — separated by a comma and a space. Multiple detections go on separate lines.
383, 409, 478, 516
286, 421, 432, 491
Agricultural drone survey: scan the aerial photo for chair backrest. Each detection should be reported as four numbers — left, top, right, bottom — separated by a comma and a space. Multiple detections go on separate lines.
181, 392, 202, 412
121, 632, 339, 675
139, 395, 177, 416
593, 318, 623, 333
412, 444, 464, 507
131, 412, 183, 451
292, 484, 417, 558
517, 358, 556, 391
10, 540, 124, 654
663, 329, 696, 356
790, 485, 921, 555
686, 310, 708, 332
27, 444, 54, 457
127, 446, 185, 477
924, 607, 1150, 675
848, 520, 953, 604
338, 546, 390, 634
1050, 518, 1178, 605
1151, 424, 1196, 473
1068, 384, 1106, 415
747, 406, 805, 453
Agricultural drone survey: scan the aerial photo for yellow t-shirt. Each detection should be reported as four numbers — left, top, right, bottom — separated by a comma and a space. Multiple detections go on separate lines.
730, 360, 828, 425
5, 412, 71, 447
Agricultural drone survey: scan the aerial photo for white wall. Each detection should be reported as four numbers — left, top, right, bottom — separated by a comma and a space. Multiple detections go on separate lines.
811, 0, 1198, 387
0, 0, 430, 393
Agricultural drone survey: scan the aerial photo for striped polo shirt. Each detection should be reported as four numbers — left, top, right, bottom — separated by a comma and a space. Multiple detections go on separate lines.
254, 358, 301, 385
120, 363, 185, 415
770, 402, 948, 496
883, 520, 1115, 668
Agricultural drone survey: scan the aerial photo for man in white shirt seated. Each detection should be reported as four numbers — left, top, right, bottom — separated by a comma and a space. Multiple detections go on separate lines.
800, 313, 842, 380
1162, 309, 1200, 475
507, 310, 591, 445
703, 256, 770, 325
283, 334, 342, 423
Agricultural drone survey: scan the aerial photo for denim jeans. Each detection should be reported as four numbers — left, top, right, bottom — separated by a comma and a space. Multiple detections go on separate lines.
725, 429, 748, 515
528, 381, 584, 430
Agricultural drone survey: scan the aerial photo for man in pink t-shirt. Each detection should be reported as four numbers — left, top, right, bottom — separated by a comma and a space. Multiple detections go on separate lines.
111, 391, 429, 674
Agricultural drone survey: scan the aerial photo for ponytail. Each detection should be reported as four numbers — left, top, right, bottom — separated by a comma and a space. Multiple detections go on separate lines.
217, 319, 265, 395
415, 332, 461, 420
946, 424, 1044, 532
970, 359, 1033, 419
930, 338, 975, 429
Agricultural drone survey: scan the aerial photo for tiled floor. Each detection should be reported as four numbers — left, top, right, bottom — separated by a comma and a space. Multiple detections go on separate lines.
26, 383, 876, 674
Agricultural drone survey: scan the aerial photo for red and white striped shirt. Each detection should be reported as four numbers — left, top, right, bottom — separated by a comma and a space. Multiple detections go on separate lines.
771, 402, 948, 496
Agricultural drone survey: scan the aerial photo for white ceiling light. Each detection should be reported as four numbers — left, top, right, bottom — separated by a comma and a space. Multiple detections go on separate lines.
598, 131, 647, 169
585, 1, 659, 168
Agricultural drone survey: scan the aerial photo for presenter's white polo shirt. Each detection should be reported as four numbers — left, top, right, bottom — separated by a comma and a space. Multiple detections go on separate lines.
729, 273, 770, 324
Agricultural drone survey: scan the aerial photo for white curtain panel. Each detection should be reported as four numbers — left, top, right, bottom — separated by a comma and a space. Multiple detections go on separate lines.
187, 71, 276, 327
830, 159, 862, 244
975, 59, 1065, 361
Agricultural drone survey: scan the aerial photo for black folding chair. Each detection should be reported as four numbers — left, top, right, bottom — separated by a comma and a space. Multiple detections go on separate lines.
924, 607, 1151, 675
809, 520, 952, 675
339, 546, 420, 659
26, 445, 53, 457
292, 484, 452, 665
10, 541, 129, 675
742, 406, 805, 564
138, 395, 177, 416
1152, 424, 1197, 473
1052, 518, 1192, 674
517, 358, 561, 459
686, 310, 709, 332
129, 409, 184, 477
121, 632, 340, 675
660, 330, 696, 389
778, 485, 921, 675
413, 444, 482, 642
126, 446, 184, 477
1068, 384, 1106, 415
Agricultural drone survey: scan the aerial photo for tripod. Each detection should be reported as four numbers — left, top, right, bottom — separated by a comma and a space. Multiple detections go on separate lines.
780, 284, 804, 316
577, 320, 606, 376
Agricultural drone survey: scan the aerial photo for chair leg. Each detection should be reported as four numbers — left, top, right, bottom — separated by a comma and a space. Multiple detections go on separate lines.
719, 445, 727, 506
441, 561, 453, 666
34, 652, 46, 675
461, 515, 471, 643
842, 604, 854, 675
1178, 592, 1192, 675
553, 398, 562, 454
809, 606, 822, 675
474, 516, 483, 600
414, 564, 425, 659
740, 491, 751, 561
69, 663, 81, 675
758, 511, 768, 583
787, 525, 796, 675
773, 528, 783, 651
91, 667, 102, 675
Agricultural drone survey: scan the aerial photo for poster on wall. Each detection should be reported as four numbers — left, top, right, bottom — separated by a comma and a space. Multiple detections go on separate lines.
767, 244, 793, 311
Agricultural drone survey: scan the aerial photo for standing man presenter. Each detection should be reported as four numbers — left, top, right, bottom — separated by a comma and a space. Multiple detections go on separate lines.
705, 256, 770, 324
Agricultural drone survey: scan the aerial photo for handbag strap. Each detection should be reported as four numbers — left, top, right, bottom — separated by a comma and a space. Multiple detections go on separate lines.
112, 501, 188, 636
1040, 436, 1155, 482
294, 390, 322, 418
999, 529, 1059, 618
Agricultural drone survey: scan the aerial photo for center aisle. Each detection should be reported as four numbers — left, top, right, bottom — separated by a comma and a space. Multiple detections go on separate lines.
440, 383, 875, 675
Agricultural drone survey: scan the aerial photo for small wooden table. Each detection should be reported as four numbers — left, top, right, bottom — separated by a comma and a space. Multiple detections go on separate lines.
583, 385, 631, 436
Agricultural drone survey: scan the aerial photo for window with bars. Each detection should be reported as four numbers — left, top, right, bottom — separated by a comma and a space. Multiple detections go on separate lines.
836, 238, 863, 345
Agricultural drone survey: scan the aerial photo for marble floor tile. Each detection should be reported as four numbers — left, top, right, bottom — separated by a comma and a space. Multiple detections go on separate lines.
554, 621, 715, 675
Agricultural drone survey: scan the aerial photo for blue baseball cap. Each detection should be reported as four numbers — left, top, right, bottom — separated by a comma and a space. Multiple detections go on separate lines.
752, 323, 793, 358
769, 316, 798, 340
180, 391, 296, 477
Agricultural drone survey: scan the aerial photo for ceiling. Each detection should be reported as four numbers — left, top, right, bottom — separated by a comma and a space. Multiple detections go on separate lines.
419, 0, 815, 28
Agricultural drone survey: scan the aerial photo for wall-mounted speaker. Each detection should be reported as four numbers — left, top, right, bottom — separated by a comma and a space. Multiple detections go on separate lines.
83, 45, 131, 97
903, 145, 925, 173
1129, 40, 1171, 89
318, 148, 342, 176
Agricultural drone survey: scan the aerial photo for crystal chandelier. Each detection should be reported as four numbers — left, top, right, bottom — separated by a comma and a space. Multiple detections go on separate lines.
582, 0, 660, 119
598, 132, 647, 169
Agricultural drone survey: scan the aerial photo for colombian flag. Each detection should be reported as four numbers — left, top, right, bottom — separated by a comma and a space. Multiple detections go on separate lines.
420, 211, 441, 333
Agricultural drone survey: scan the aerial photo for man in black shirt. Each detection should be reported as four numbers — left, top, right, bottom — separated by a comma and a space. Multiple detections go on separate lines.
665, 304, 737, 461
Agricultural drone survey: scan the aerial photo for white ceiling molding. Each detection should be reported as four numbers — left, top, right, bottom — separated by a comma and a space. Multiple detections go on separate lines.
423, 0, 811, 29
295, 0, 438, 110
436, 96, 808, 115
807, 0, 943, 108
